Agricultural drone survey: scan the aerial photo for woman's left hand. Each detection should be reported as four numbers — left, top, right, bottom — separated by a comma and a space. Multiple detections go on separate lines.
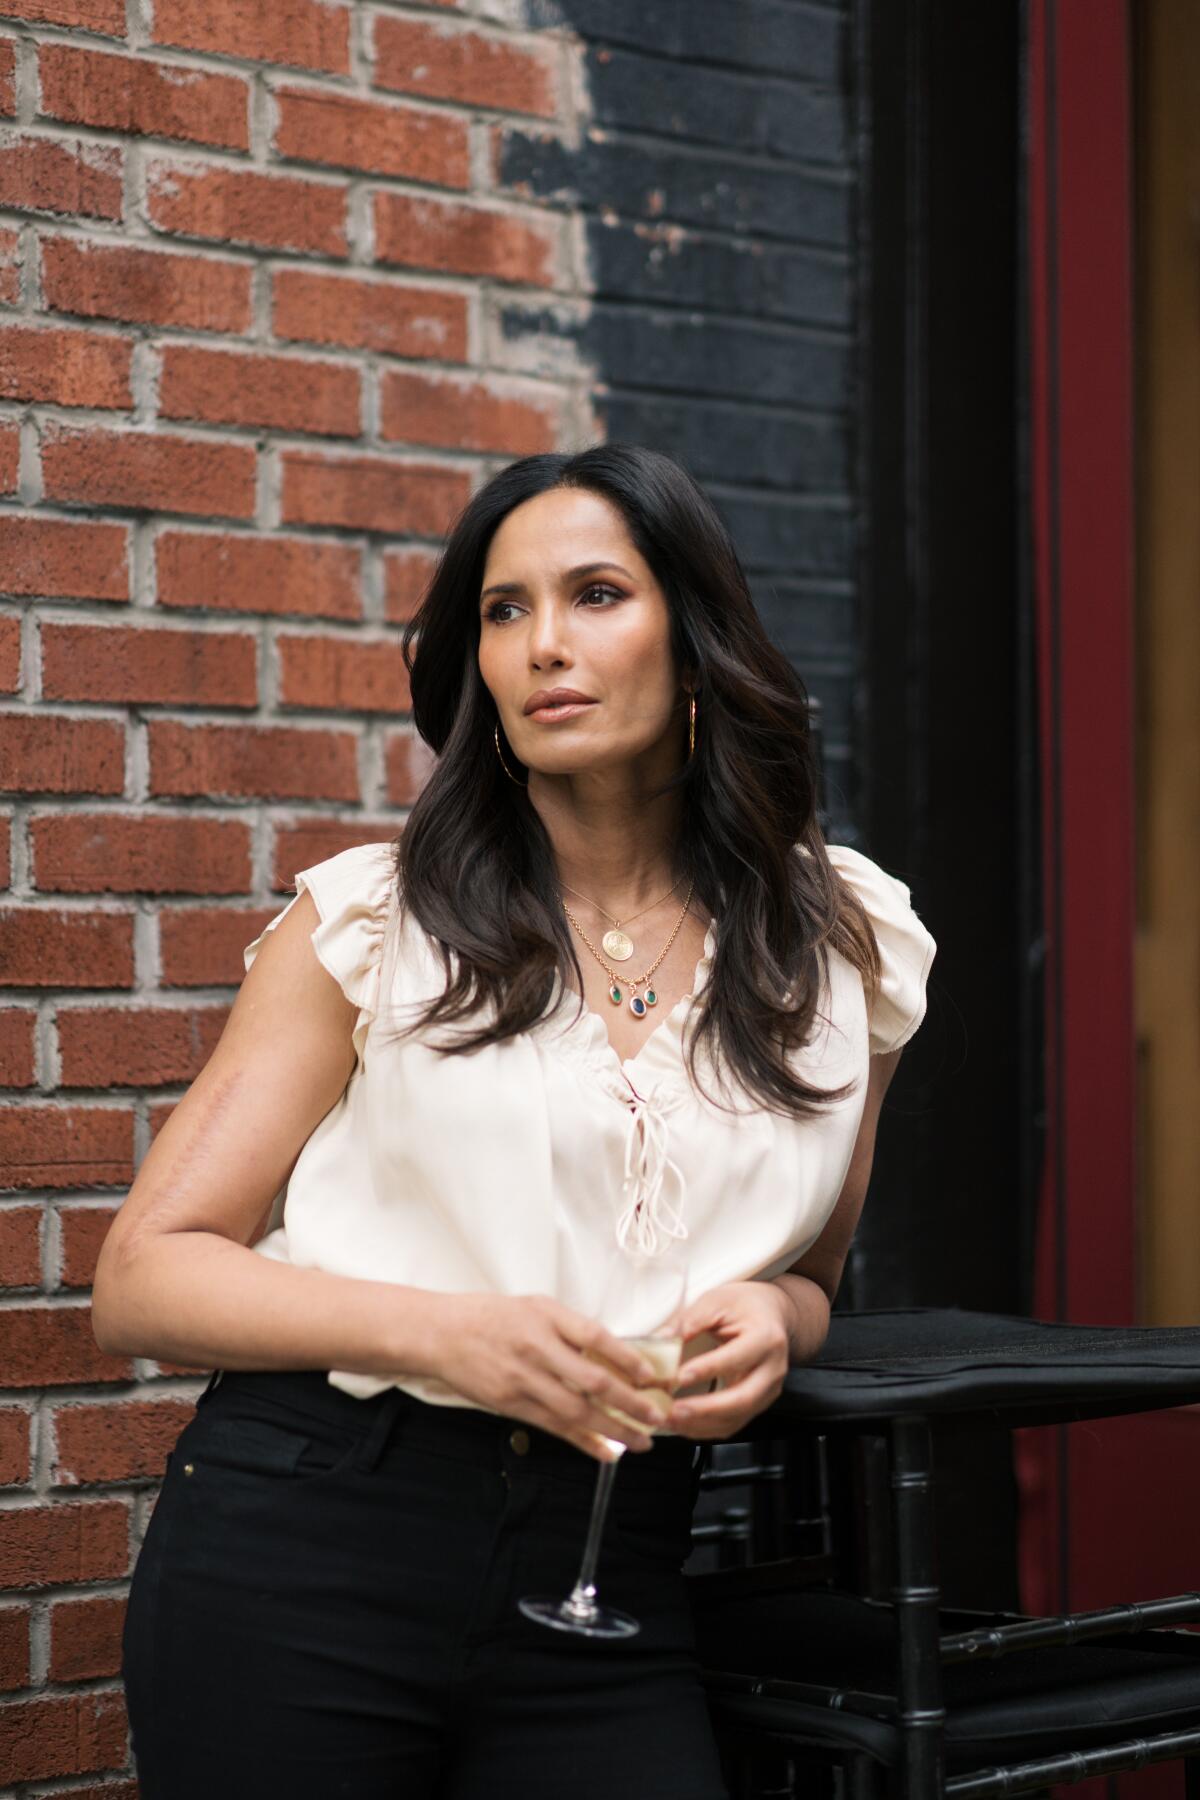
664, 1281, 792, 1440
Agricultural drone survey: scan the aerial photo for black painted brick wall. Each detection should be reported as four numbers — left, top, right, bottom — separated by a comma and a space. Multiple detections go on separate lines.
494, 0, 859, 836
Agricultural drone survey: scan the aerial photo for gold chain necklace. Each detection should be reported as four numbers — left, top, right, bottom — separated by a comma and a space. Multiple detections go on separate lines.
562, 878, 696, 1019
558, 876, 683, 964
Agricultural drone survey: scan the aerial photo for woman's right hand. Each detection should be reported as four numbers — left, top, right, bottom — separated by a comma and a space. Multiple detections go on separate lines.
429, 1293, 670, 1461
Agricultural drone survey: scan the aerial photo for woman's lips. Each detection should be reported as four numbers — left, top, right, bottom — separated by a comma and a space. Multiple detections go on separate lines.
526, 700, 597, 723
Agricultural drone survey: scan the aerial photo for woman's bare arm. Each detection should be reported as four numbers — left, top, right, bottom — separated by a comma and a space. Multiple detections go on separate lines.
91, 890, 449, 1377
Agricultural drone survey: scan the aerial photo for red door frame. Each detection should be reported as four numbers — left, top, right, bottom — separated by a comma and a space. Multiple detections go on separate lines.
1021, 0, 1138, 1616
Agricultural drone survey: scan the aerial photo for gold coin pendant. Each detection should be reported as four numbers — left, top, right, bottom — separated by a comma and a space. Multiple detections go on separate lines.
602, 928, 634, 963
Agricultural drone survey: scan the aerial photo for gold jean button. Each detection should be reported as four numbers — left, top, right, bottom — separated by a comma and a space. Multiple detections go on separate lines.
509, 1428, 530, 1455
183, 1463, 195, 1476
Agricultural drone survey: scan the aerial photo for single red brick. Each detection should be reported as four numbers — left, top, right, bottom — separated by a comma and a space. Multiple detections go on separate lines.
384, 731, 436, 807
373, 15, 556, 118
58, 1202, 118, 1288
0, 322, 130, 409
272, 820, 396, 884
58, 1003, 228, 1087
159, 904, 280, 986
272, 266, 467, 360
42, 234, 252, 333
0, 1499, 130, 1586
39, 43, 250, 151
0, 1305, 131, 1387
0, 714, 124, 796
41, 620, 257, 707
0, 420, 20, 491
0, 907, 134, 986
48, 1593, 126, 1682
159, 343, 360, 437
0, 133, 122, 222
383, 547, 437, 624
151, 0, 351, 74
374, 190, 557, 286
0, 1408, 31, 1485
0, 516, 129, 601
0, 1206, 40, 1288
280, 449, 468, 536
0, 1008, 35, 1086
52, 1397, 193, 1487
30, 812, 251, 895
0, 615, 18, 691
278, 634, 410, 713
0, 38, 15, 116
0, 0, 124, 30
274, 84, 468, 186
0, 1603, 28, 1691
149, 719, 360, 802
41, 1780, 138, 1800
41, 424, 256, 520
0, 1105, 133, 1189
0, 225, 19, 304
156, 528, 362, 620
380, 367, 558, 454
146, 155, 347, 256
0, 1688, 127, 1785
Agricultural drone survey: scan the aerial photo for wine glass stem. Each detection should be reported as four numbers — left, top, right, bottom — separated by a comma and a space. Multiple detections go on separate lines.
564, 1456, 620, 1619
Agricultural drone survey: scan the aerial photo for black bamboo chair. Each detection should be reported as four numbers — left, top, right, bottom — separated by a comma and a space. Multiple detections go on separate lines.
689, 1308, 1200, 1799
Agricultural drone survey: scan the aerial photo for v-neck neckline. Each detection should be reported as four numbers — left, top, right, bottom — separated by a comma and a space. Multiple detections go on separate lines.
558, 918, 717, 1086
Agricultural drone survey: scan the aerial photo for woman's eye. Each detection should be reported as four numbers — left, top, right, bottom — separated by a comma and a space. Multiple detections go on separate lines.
483, 586, 622, 623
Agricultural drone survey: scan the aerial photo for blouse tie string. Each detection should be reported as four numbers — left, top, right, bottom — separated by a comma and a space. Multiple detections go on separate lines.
615, 1082, 689, 1257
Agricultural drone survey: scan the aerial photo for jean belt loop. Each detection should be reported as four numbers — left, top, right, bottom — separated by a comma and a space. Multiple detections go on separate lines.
351, 1386, 409, 1474
196, 1368, 224, 1407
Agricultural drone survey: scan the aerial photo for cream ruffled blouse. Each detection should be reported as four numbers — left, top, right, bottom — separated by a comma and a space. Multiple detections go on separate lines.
244, 840, 936, 1408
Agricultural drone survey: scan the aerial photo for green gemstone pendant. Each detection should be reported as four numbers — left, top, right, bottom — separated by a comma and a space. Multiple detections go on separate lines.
609, 984, 622, 1005
645, 989, 658, 1007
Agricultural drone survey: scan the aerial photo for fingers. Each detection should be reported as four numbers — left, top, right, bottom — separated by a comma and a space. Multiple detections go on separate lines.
564, 1310, 659, 1388
523, 1368, 656, 1456
675, 1342, 755, 1389
571, 1349, 671, 1431
667, 1372, 783, 1441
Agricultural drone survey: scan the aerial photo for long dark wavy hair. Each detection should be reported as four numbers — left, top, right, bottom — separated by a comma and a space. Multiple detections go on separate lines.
389, 443, 881, 1119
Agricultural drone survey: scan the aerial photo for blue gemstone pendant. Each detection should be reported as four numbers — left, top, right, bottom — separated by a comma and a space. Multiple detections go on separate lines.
629, 994, 648, 1019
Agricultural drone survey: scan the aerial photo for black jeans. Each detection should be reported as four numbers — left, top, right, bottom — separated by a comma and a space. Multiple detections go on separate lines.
123, 1368, 730, 1798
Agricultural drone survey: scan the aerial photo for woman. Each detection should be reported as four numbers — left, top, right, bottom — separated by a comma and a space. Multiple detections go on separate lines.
94, 444, 936, 1798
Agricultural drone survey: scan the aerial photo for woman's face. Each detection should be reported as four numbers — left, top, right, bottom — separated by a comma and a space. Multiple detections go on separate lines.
477, 486, 689, 781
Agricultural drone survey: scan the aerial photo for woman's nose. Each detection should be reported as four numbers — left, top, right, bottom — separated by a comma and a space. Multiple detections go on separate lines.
527, 606, 572, 669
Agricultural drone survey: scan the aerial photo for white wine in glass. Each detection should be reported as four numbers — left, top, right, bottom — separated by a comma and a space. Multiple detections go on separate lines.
518, 1243, 688, 1639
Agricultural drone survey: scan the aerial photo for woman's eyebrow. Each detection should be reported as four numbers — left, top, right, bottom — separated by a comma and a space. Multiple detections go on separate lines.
480, 561, 635, 603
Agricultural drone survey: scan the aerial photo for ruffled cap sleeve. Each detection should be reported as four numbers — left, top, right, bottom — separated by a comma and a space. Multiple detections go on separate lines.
826, 842, 937, 1055
242, 840, 397, 1053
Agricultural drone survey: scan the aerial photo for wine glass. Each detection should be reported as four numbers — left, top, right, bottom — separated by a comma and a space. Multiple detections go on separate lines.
518, 1239, 689, 1639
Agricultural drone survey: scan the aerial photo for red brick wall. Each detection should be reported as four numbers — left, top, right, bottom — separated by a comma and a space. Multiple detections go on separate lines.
0, 4, 587, 1785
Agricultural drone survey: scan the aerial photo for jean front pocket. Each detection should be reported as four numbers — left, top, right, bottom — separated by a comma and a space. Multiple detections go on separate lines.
174, 1406, 360, 1492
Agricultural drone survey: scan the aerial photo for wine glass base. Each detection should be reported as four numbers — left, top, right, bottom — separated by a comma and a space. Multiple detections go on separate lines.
518, 1595, 641, 1639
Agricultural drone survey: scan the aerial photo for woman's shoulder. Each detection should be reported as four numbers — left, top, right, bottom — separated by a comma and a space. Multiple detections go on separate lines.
817, 839, 938, 1056
243, 839, 399, 1013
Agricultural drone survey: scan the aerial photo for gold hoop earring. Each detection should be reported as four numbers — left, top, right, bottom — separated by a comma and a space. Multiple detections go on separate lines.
688, 693, 696, 760
494, 722, 528, 787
